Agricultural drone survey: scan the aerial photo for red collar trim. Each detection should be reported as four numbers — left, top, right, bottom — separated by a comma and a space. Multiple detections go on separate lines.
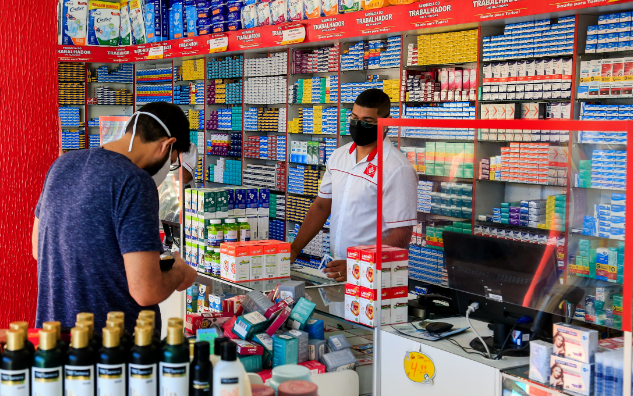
349, 143, 379, 162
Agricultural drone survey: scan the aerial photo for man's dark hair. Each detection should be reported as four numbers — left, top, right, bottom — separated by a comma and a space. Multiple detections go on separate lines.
126, 102, 191, 153
354, 88, 391, 118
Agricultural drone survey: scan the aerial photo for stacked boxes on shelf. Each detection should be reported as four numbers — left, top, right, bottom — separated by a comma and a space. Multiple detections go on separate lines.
422, 142, 474, 178
89, 63, 133, 83
187, 109, 205, 130
289, 77, 338, 104
243, 163, 286, 191
402, 102, 476, 120
482, 17, 575, 61
570, 239, 625, 287
287, 195, 314, 223
182, 59, 205, 80
584, 12, 633, 54
345, 245, 409, 327
136, 84, 173, 103
481, 57, 573, 101
208, 79, 242, 104
403, 68, 477, 102
245, 53, 288, 104
61, 130, 85, 150
288, 166, 322, 196
91, 87, 133, 105
89, 135, 100, 148
479, 194, 566, 230
579, 103, 633, 122
174, 82, 204, 105
341, 78, 399, 103
341, 38, 402, 71
401, 146, 426, 173
407, 29, 478, 66
136, 67, 173, 83
478, 128, 569, 142
580, 193, 626, 240
292, 224, 327, 258
269, 193, 285, 220
420, 182, 474, 219
208, 108, 242, 130
576, 150, 626, 190
59, 107, 81, 127
578, 58, 633, 98
269, 219, 286, 242
207, 132, 242, 157
292, 45, 340, 73
208, 159, 242, 185
58, 62, 84, 107
244, 107, 286, 132
479, 143, 568, 186
207, 55, 243, 79
290, 139, 335, 165
290, 107, 337, 135
244, 136, 287, 161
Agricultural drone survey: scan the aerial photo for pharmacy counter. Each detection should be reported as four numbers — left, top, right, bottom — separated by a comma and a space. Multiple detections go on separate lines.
380, 317, 529, 396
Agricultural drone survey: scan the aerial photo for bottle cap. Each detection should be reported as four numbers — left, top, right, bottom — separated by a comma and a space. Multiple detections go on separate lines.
193, 341, 210, 361
5, 329, 24, 352
102, 327, 121, 348
38, 329, 57, 351
136, 318, 154, 329
214, 337, 230, 356
251, 385, 275, 396
271, 365, 310, 384
166, 325, 184, 346
9, 322, 28, 341
167, 318, 184, 327
278, 381, 318, 396
43, 321, 62, 342
107, 312, 124, 321
225, 219, 236, 224
138, 311, 156, 321
75, 321, 94, 340
71, 327, 89, 349
221, 341, 237, 361
134, 326, 153, 347
211, 219, 222, 224
238, 218, 248, 222
77, 313, 94, 323
106, 319, 125, 336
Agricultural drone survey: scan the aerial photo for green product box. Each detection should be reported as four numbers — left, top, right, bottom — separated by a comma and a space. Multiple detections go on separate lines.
444, 164, 452, 175
216, 189, 229, 217
445, 226, 455, 233
500, 202, 510, 208
426, 227, 436, 238
555, 194, 566, 202
233, 312, 268, 340
463, 226, 472, 234
579, 160, 592, 170
198, 189, 217, 219
500, 219, 509, 224
239, 354, 263, 373
426, 162, 435, 176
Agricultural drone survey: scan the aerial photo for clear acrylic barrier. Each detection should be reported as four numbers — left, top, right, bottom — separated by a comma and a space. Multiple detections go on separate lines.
378, 118, 633, 396
99, 116, 129, 145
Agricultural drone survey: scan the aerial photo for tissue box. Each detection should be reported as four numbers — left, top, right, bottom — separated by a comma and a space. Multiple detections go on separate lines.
552, 323, 598, 363
287, 297, 316, 330
233, 312, 269, 340
550, 355, 593, 395
530, 340, 553, 383
273, 334, 299, 367
320, 349, 357, 372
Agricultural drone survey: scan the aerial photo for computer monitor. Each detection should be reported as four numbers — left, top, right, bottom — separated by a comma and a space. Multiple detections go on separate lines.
443, 231, 567, 356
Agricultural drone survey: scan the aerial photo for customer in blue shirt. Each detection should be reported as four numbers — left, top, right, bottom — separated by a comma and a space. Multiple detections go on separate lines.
32, 102, 198, 334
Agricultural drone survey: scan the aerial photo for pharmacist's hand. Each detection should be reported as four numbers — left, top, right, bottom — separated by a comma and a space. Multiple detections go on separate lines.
323, 260, 346, 282
174, 253, 197, 291
290, 244, 299, 263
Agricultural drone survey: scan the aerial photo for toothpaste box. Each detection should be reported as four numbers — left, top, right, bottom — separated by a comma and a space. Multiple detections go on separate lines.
344, 284, 360, 323
550, 355, 594, 395
552, 323, 598, 363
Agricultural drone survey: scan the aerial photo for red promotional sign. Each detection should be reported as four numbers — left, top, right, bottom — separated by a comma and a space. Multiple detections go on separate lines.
58, 0, 633, 63
281, 23, 307, 45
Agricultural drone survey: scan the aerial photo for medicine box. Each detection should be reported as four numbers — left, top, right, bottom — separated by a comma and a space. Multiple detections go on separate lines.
550, 355, 593, 395
552, 323, 598, 363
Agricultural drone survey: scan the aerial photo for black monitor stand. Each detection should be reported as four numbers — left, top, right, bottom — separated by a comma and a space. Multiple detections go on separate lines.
469, 322, 528, 357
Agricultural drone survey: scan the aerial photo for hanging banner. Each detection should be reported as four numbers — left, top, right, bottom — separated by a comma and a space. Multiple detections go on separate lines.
209, 34, 229, 53
58, 0, 633, 62
281, 24, 307, 45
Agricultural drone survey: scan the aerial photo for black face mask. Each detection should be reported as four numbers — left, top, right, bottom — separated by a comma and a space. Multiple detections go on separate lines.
349, 119, 378, 146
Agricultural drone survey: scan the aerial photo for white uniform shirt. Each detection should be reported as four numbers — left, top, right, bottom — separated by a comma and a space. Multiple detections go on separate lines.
177, 143, 198, 188
318, 136, 418, 260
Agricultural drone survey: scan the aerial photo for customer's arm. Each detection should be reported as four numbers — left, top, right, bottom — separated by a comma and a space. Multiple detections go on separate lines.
383, 226, 414, 248
32, 218, 39, 260
124, 251, 196, 306
290, 197, 332, 262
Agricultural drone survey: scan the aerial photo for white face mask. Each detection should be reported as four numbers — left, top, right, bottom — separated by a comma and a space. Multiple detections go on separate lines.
125, 111, 174, 187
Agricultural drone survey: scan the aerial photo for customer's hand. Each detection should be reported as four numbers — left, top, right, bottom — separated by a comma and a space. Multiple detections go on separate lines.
290, 243, 300, 263
323, 260, 346, 282
173, 252, 197, 291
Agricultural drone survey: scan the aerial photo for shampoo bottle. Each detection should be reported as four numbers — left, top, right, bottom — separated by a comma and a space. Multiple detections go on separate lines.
97, 327, 126, 396
161, 318, 185, 347
106, 319, 132, 352
211, 337, 230, 367
137, 318, 161, 349
129, 326, 158, 396
213, 342, 244, 396
65, 327, 96, 396
76, 320, 101, 356
77, 313, 102, 348
32, 329, 63, 396
43, 321, 68, 355
160, 325, 190, 396
138, 310, 161, 341
191, 341, 213, 395
9, 322, 35, 360
0, 329, 30, 396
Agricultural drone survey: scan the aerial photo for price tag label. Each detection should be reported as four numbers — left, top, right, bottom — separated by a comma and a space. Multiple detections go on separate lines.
209, 34, 229, 53
403, 351, 435, 383
281, 24, 306, 45
147, 46, 164, 60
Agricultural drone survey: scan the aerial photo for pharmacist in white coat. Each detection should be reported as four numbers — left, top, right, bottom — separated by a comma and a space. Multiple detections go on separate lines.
290, 89, 418, 281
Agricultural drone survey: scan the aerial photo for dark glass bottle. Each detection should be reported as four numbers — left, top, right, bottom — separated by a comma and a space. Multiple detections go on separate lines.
129, 325, 158, 396
9, 322, 35, 361
159, 325, 189, 396
190, 341, 213, 395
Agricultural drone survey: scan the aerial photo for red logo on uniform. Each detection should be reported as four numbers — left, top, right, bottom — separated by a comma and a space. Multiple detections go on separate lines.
364, 163, 377, 178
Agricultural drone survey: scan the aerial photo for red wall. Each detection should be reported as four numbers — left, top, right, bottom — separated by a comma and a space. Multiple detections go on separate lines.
0, 0, 59, 327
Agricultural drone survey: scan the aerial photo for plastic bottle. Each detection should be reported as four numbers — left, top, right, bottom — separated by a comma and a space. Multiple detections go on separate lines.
209, 219, 224, 247
97, 327, 126, 396
161, 318, 185, 347
43, 321, 68, 355
238, 218, 251, 242
32, 329, 63, 396
106, 319, 132, 352
191, 341, 213, 395
139, 310, 162, 342
212, 248, 221, 278
205, 248, 214, 274
160, 325, 190, 396
224, 219, 238, 243
604, 352, 616, 396
0, 329, 31, 396
137, 317, 160, 349
76, 321, 101, 357
77, 313, 103, 348
129, 326, 158, 396
213, 342, 244, 396
9, 322, 35, 360
210, 337, 230, 368
595, 352, 605, 396
65, 327, 96, 396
